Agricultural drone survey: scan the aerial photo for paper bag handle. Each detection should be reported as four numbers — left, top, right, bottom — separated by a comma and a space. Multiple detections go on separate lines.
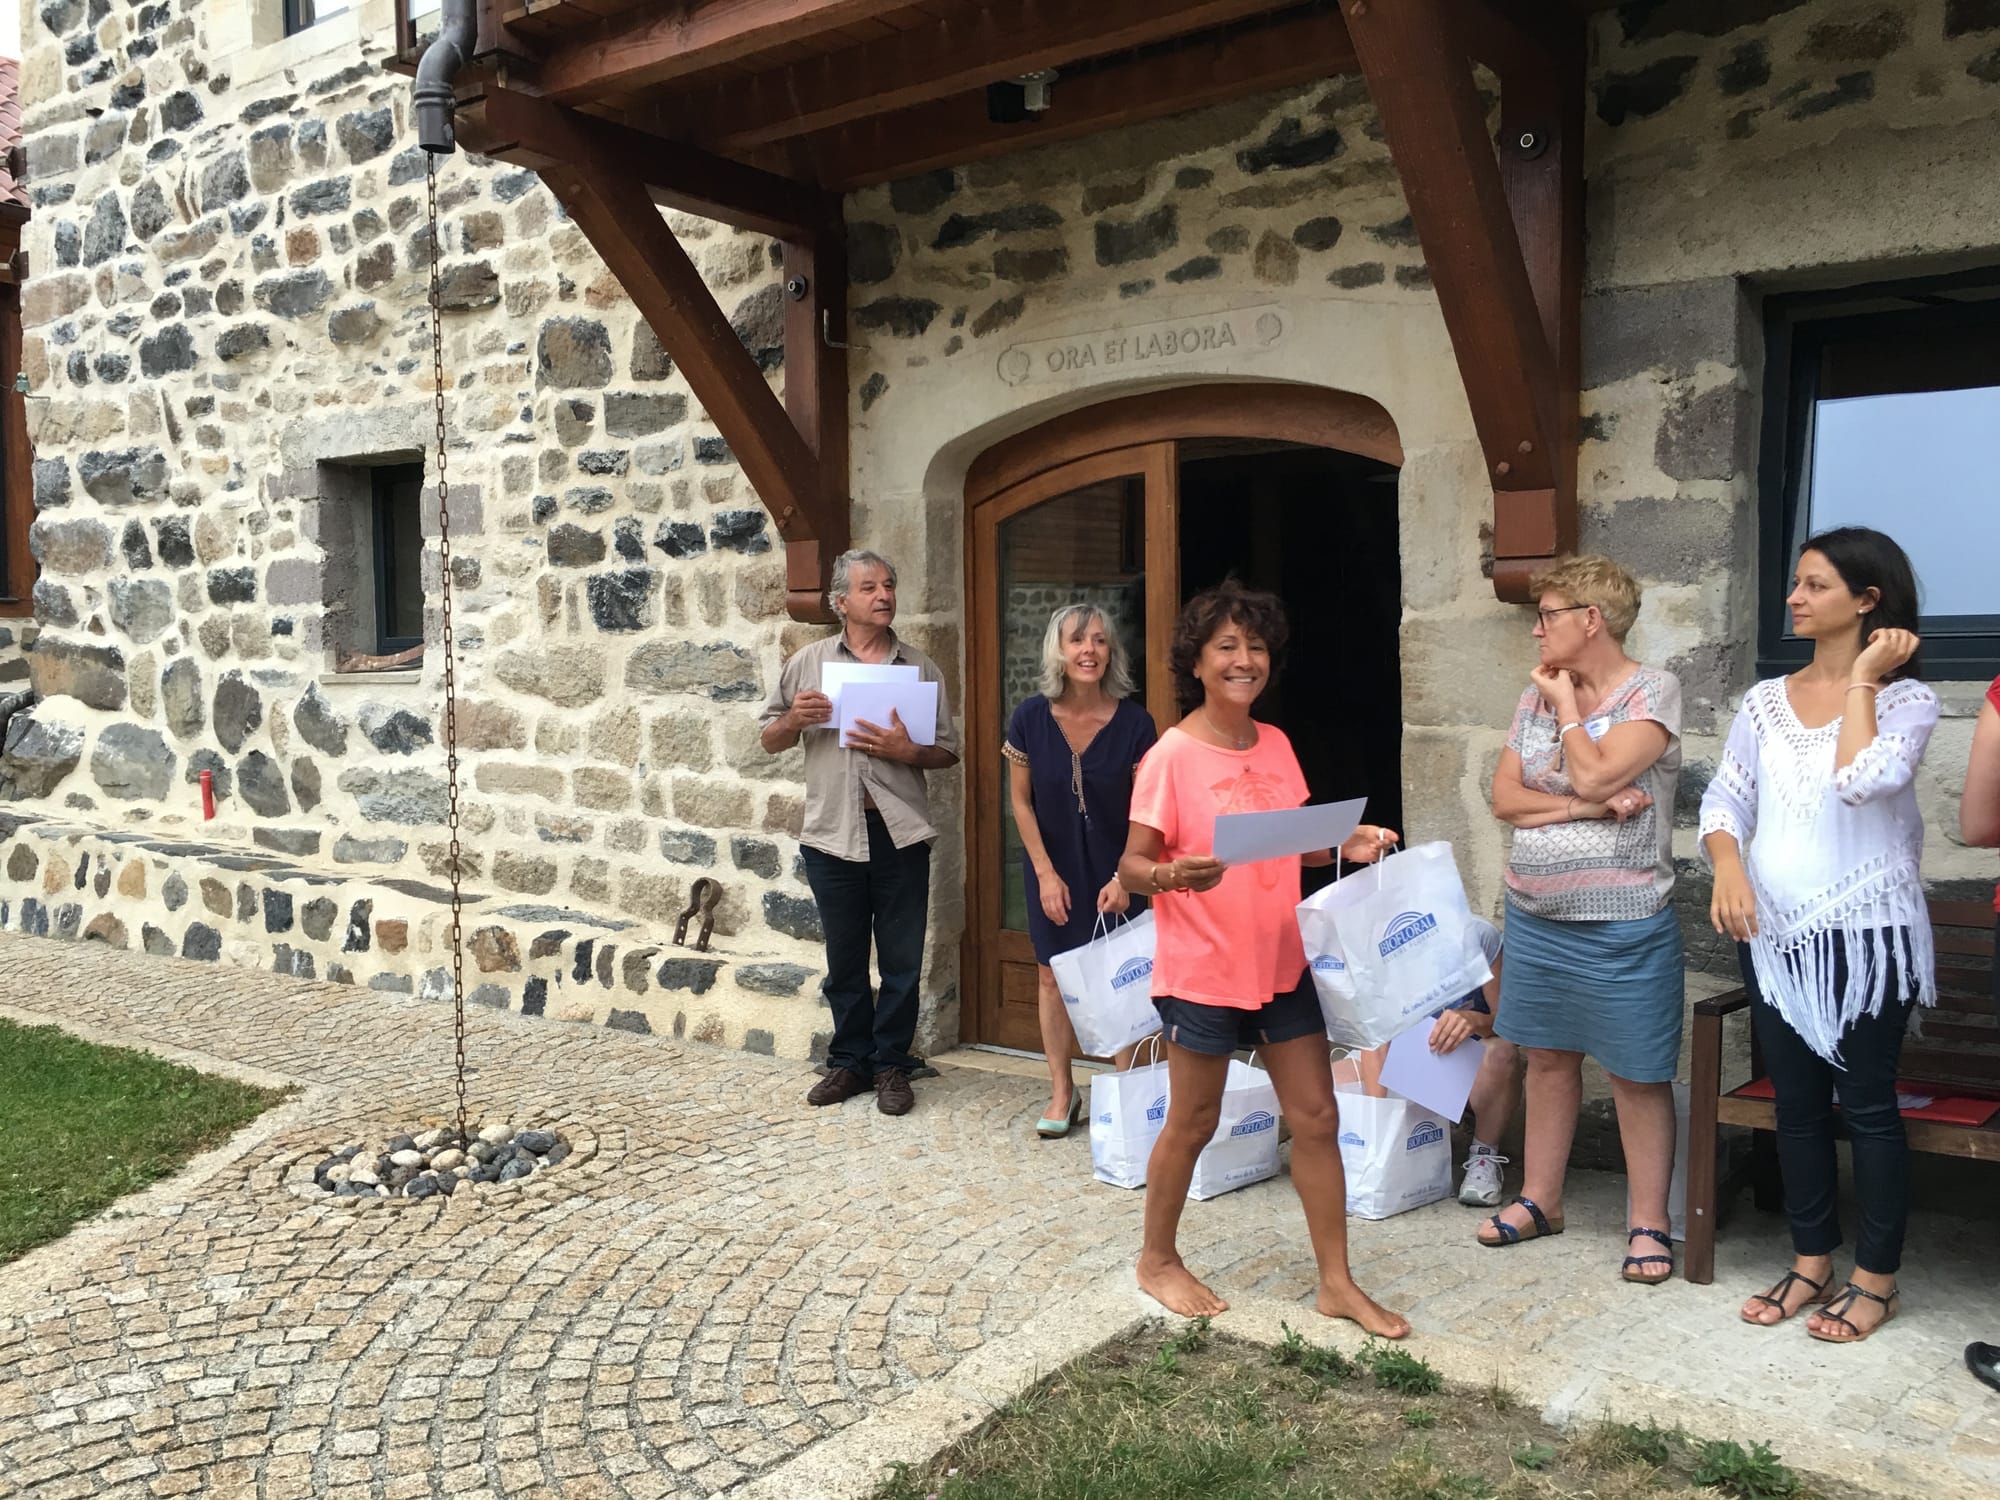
1128, 1033, 1165, 1070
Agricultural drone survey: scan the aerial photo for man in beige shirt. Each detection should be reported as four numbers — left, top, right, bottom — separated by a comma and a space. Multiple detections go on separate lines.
758, 550, 960, 1115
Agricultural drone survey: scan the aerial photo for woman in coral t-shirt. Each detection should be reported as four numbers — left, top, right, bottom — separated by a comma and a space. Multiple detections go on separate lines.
1117, 581, 1407, 1337
1960, 673, 2000, 1394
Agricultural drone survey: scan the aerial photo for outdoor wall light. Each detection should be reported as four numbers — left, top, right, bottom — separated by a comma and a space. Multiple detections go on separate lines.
986, 68, 1058, 124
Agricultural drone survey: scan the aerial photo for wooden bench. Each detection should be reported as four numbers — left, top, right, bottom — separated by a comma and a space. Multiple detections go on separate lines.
1685, 896, 1999, 1285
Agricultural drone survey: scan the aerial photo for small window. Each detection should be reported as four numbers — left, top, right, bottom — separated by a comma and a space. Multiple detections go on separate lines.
284, 0, 356, 36
1759, 271, 2000, 680
371, 465, 426, 654
315, 458, 427, 670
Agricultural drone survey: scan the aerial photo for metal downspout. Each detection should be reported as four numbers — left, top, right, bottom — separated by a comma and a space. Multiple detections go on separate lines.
414, 0, 479, 154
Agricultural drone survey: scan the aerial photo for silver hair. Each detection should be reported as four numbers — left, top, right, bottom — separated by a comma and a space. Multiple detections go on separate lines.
1040, 603, 1135, 700
827, 549, 898, 612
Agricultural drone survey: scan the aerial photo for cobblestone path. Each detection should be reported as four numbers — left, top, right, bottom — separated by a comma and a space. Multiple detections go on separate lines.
1, 932, 1995, 1499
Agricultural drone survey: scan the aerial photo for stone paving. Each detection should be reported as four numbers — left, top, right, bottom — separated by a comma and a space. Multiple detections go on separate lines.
1, 930, 1996, 1499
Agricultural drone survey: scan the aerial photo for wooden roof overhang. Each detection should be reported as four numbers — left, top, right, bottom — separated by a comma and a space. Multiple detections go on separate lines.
403, 1, 1606, 617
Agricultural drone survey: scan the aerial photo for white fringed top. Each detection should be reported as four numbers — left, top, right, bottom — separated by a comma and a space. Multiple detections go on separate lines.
1698, 675, 1940, 1062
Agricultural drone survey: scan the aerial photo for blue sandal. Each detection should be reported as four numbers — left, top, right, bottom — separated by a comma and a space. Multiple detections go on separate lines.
1478, 1195, 1564, 1247
1622, 1226, 1674, 1284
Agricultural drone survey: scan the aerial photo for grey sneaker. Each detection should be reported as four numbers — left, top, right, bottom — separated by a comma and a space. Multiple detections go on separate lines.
1458, 1149, 1507, 1207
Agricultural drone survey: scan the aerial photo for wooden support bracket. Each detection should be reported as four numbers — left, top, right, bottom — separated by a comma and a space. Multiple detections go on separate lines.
456, 88, 851, 622
1346, 0, 1581, 601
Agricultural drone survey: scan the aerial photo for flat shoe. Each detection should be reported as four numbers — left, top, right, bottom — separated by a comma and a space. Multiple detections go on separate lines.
1809, 1283, 1899, 1344
1477, 1194, 1564, 1247
1740, 1268, 1833, 1325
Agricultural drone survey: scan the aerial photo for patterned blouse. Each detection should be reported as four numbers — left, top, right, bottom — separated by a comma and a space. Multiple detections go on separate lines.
1503, 665, 1683, 923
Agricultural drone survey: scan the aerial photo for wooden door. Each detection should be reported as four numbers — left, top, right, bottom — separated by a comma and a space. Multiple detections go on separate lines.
964, 444, 1180, 1052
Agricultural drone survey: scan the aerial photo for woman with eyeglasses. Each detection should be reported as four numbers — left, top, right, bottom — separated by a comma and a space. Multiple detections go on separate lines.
1481, 555, 1686, 1286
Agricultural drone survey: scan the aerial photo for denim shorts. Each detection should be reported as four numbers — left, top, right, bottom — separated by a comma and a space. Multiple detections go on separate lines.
1153, 976, 1324, 1057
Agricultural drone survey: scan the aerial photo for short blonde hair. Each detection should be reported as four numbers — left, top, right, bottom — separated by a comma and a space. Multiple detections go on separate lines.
1040, 604, 1135, 700
1529, 554, 1642, 641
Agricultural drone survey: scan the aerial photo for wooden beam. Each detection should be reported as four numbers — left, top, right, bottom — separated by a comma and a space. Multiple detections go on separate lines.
653, 0, 1293, 152
781, 219, 850, 623
533, 0, 912, 104
460, 86, 832, 242
1344, 0, 1572, 600
796, 6, 1358, 190
529, 158, 835, 554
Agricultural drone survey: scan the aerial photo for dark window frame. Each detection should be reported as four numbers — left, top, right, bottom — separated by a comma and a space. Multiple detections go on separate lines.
1757, 268, 2000, 682
370, 463, 426, 655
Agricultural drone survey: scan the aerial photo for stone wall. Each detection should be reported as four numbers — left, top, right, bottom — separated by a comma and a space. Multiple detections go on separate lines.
3, 0, 1995, 1070
3, 0, 871, 1057
1576, 0, 2000, 973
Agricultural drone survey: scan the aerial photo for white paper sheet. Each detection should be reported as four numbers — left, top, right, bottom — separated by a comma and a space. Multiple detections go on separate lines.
1211, 797, 1366, 866
813, 663, 919, 729
838, 680, 939, 747
1378, 1017, 1484, 1124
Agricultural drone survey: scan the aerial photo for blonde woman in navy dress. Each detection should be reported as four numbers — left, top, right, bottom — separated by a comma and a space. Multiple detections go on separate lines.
1004, 605, 1157, 1137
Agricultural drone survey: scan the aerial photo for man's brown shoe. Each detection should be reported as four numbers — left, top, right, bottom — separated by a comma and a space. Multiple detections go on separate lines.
875, 1067, 915, 1116
807, 1067, 871, 1107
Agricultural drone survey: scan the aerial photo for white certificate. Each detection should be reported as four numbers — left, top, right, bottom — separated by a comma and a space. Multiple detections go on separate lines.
1379, 1017, 1484, 1123
813, 662, 918, 731
838, 680, 939, 747
1211, 797, 1366, 866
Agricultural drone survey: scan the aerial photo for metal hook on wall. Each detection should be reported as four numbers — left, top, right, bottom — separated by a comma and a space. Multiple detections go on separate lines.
822, 310, 867, 351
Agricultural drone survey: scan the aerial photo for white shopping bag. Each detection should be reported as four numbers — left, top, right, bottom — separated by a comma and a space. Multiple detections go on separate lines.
1188, 1056, 1282, 1201
1050, 910, 1162, 1058
1332, 1056, 1452, 1219
1298, 842, 1492, 1049
1089, 1040, 1170, 1190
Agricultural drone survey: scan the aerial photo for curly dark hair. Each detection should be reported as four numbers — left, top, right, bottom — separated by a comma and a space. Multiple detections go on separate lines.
1171, 579, 1289, 716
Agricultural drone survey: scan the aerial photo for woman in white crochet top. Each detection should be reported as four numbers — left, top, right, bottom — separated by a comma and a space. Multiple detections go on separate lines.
1699, 527, 1937, 1345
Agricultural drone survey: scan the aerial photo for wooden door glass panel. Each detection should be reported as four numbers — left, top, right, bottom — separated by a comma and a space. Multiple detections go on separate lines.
995, 474, 1148, 936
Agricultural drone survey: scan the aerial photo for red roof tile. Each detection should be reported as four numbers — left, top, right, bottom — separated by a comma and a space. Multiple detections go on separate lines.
0, 57, 28, 214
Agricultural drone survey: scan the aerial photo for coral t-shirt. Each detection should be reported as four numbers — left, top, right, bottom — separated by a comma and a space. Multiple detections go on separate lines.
1127, 724, 1311, 1009
1990, 675, 2000, 914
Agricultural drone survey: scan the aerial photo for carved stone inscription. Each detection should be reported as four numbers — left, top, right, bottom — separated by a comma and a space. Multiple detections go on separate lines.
996, 306, 1288, 386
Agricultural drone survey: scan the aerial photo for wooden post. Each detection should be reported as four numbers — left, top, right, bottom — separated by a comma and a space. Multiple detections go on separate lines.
781, 222, 849, 623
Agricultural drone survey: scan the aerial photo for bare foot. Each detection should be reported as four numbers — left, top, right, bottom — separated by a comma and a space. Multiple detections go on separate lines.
1138, 1253, 1229, 1317
1317, 1278, 1410, 1339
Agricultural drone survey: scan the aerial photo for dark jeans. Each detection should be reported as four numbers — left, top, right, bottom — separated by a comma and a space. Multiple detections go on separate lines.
801, 812, 930, 1079
1741, 934, 1917, 1275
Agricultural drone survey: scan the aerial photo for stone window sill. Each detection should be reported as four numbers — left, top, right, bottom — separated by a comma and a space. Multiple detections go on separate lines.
319, 669, 424, 688
223, 9, 365, 92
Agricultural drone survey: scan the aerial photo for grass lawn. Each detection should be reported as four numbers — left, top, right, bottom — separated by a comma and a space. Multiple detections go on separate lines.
0, 1019, 291, 1264
876, 1319, 1877, 1500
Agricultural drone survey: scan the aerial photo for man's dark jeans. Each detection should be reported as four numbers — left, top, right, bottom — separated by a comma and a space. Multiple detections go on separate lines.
1741, 933, 1917, 1275
801, 812, 930, 1079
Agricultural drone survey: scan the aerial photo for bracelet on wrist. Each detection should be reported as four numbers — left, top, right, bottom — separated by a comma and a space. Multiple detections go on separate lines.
1845, 681, 1880, 694
1557, 721, 1584, 738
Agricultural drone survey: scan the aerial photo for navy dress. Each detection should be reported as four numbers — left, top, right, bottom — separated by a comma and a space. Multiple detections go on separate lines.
1004, 695, 1158, 965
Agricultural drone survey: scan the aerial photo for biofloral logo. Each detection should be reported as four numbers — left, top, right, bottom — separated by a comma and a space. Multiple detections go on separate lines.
1061, 992, 1082, 1007
1311, 954, 1347, 972
1338, 1130, 1366, 1148
1146, 1095, 1168, 1123
1378, 910, 1439, 957
1405, 1120, 1445, 1151
1111, 956, 1154, 990
1230, 1110, 1276, 1138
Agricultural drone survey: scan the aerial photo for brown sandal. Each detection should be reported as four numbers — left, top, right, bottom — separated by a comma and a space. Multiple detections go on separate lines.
1809, 1283, 1899, 1343
1741, 1268, 1834, 1325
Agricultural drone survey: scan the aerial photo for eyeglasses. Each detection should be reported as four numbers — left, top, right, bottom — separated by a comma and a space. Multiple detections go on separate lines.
1535, 605, 1591, 628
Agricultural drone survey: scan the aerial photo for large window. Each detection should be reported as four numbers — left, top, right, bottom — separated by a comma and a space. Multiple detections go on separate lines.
1760, 271, 2000, 679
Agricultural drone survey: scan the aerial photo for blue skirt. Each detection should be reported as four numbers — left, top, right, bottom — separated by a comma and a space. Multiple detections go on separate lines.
1496, 900, 1684, 1082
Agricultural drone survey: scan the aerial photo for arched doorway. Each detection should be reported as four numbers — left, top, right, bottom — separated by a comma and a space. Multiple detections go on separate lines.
962, 385, 1405, 1052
